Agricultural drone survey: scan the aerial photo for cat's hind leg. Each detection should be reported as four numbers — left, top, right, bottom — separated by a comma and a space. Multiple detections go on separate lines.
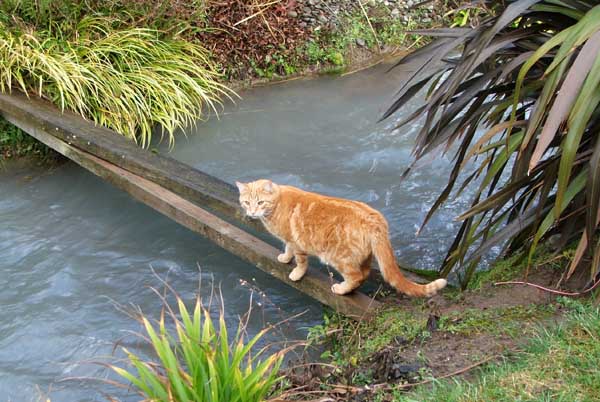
289, 251, 308, 281
360, 255, 372, 281
277, 243, 294, 264
331, 266, 364, 295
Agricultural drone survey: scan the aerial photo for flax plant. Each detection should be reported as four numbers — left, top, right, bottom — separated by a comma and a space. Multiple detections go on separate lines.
0, 16, 233, 147
383, 0, 600, 287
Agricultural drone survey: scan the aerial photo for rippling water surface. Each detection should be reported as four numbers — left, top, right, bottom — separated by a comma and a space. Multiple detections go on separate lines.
170, 64, 472, 269
0, 63, 474, 401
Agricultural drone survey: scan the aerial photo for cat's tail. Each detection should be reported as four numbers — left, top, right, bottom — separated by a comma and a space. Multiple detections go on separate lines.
371, 230, 447, 297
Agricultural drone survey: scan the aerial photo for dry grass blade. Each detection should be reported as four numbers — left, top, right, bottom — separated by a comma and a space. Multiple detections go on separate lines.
529, 29, 600, 173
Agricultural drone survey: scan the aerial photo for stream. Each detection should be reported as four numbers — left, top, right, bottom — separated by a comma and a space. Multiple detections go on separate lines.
0, 63, 475, 401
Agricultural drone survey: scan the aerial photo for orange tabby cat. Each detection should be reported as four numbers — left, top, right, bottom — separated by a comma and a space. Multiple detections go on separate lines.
236, 179, 447, 297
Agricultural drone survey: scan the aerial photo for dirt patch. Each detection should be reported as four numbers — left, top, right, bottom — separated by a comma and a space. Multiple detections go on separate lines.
435, 272, 558, 314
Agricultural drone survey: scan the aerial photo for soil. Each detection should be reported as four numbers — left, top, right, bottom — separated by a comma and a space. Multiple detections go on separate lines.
276, 266, 575, 401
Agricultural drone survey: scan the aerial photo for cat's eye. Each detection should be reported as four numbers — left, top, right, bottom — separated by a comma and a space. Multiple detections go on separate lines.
258, 201, 265, 206
243, 201, 250, 205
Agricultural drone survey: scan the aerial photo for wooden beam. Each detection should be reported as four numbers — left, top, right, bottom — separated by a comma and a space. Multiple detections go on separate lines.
3, 109, 381, 318
0, 92, 429, 285
0, 92, 261, 229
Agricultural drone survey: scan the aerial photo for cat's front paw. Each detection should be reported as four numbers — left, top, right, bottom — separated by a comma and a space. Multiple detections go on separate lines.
277, 253, 293, 264
289, 267, 306, 281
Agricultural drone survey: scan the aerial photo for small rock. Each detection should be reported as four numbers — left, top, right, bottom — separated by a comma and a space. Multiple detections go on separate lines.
426, 314, 439, 332
391, 363, 424, 381
391, 8, 400, 17
287, 10, 298, 18
303, 6, 312, 14
356, 38, 367, 47
318, 14, 328, 23
393, 336, 408, 345
548, 234, 563, 250
299, 21, 307, 28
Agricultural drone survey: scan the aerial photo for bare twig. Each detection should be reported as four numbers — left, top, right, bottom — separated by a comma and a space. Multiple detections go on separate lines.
494, 280, 600, 297
357, 0, 381, 53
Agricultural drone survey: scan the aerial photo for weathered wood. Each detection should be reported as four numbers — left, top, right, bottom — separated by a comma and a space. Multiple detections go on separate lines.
0, 92, 264, 230
4, 111, 381, 318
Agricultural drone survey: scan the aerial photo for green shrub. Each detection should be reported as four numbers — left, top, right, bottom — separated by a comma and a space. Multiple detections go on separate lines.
111, 293, 284, 401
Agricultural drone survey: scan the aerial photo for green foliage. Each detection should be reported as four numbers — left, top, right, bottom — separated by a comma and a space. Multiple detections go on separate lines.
446, 3, 494, 28
0, 0, 208, 35
299, 3, 445, 73
0, 116, 51, 159
111, 293, 284, 402
302, 39, 346, 69
384, 0, 600, 287
438, 304, 555, 337
250, 52, 298, 79
398, 300, 600, 401
0, 15, 232, 147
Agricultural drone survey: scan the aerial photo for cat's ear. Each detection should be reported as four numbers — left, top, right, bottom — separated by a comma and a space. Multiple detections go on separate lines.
235, 181, 247, 193
262, 180, 274, 193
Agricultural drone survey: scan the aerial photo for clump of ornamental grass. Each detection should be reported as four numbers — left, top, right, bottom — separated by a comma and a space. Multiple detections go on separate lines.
0, 16, 234, 147
110, 290, 285, 402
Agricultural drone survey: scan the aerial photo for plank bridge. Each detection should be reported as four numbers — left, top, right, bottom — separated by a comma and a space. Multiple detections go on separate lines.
0, 93, 426, 318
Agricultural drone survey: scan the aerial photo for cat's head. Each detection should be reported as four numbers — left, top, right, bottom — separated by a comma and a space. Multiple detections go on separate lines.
236, 179, 280, 219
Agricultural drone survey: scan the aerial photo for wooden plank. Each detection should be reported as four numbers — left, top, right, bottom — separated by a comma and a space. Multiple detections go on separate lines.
0, 92, 428, 284
4, 112, 381, 318
0, 92, 262, 229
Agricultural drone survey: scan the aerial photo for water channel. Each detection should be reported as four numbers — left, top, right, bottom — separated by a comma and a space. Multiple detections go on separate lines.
0, 63, 475, 401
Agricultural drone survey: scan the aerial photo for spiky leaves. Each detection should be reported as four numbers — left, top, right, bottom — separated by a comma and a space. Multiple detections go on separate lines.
384, 0, 600, 287
111, 293, 284, 402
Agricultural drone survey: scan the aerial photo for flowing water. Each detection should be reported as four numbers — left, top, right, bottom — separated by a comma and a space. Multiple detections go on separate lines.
0, 63, 476, 401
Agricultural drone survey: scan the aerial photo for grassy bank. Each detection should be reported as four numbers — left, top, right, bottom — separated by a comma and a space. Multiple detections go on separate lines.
398, 298, 600, 402
281, 245, 600, 401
